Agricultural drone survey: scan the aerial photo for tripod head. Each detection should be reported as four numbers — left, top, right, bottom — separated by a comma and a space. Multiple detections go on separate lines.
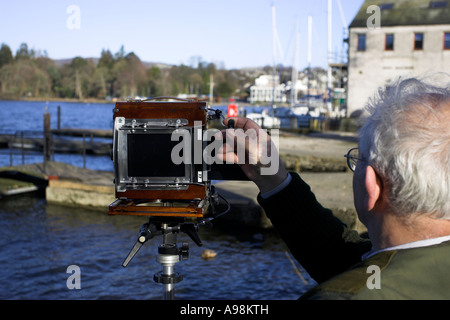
122, 217, 203, 268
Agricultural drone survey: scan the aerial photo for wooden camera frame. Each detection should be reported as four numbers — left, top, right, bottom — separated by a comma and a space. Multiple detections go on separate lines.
108, 98, 211, 218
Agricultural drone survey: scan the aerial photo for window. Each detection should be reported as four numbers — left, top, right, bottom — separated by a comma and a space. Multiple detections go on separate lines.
357, 34, 366, 51
414, 33, 424, 50
385, 34, 394, 51
430, 1, 447, 8
445, 32, 450, 49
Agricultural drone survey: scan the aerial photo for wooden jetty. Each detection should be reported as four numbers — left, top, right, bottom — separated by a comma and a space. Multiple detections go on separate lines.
0, 128, 112, 156
51, 128, 113, 138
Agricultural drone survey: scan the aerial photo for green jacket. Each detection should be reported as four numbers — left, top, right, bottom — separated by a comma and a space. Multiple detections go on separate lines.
257, 172, 450, 299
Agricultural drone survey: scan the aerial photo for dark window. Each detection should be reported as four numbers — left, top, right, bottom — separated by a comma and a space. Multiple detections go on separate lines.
430, 1, 447, 8
127, 133, 185, 178
414, 33, 424, 50
380, 3, 394, 10
445, 32, 450, 49
357, 34, 366, 51
385, 34, 394, 51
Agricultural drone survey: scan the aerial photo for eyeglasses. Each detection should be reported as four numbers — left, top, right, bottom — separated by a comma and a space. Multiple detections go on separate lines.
344, 147, 363, 172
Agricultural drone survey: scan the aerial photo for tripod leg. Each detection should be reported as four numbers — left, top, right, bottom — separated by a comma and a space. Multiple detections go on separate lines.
163, 265, 175, 300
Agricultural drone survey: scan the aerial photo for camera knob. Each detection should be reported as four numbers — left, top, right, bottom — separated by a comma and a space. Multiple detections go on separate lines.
180, 242, 189, 261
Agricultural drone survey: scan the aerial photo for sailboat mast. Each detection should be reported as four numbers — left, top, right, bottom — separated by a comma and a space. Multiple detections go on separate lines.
271, 5, 277, 109
327, 0, 333, 114
290, 19, 299, 108
307, 15, 312, 109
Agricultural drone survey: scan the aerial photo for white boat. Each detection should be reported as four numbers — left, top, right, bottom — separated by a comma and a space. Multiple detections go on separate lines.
292, 105, 309, 116
246, 111, 281, 128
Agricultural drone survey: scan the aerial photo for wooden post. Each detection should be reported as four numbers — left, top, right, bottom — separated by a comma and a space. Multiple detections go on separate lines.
21, 131, 25, 164
290, 117, 298, 129
9, 138, 13, 166
82, 133, 86, 168
57, 106, 61, 130
43, 111, 51, 166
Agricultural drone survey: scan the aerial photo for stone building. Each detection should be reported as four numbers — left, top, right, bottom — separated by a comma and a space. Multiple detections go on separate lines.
347, 0, 450, 117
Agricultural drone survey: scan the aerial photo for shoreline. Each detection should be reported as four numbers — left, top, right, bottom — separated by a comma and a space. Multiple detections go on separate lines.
0, 97, 116, 104
0, 97, 301, 109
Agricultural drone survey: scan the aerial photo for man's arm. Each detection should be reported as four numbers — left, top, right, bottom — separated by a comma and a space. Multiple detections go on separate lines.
218, 117, 371, 283
258, 172, 372, 283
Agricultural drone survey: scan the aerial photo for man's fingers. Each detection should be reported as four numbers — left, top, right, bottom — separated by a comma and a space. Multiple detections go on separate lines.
223, 117, 261, 131
216, 143, 239, 164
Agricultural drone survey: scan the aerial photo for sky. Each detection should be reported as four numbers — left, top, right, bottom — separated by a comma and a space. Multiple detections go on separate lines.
0, 0, 364, 70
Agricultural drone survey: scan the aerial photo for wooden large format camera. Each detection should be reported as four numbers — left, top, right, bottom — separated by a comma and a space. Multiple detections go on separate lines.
108, 98, 212, 219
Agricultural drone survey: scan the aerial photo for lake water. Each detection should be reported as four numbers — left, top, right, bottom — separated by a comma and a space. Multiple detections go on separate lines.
0, 100, 116, 170
0, 100, 115, 132
0, 194, 316, 300
0, 100, 316, 300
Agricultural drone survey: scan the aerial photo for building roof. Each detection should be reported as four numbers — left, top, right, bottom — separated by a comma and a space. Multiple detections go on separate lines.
349, 0, 450, 28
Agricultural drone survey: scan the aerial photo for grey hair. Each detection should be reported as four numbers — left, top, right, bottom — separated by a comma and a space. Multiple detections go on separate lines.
358, 74, 450, 219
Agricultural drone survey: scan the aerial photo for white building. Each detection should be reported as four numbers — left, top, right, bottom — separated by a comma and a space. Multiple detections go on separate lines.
347, 0, 450, 117
249, 75, 287, 104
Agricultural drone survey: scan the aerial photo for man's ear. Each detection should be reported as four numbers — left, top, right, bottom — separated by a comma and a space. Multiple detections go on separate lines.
365, 165, 382, 211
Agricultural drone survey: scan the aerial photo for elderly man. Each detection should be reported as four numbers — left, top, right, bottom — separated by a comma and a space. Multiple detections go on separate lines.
218, 76, 450, 299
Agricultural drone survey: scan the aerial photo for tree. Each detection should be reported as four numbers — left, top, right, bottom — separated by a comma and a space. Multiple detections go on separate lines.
97, 49, 116, 97
0, 44, 13, 68
98, 49, 115, 70
57, 57, 96, 99
0, 59, 50, 97
216, 81, 233, 98
145, 66, 162, 97
0, 43, 53, 98
35, 56, 61, 97
115, 45, 126, 61
0, 42, 260, 102
113, 52, 146, 98
15, 43, 34, 60
188, 73, 203, 95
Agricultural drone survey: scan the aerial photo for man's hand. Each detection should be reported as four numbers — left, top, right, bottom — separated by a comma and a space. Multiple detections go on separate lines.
216, 117, 289, 194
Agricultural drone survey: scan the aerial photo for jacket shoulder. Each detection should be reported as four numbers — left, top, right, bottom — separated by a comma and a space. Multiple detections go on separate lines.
302, 241, 450, 300
300, 250, 396, 300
